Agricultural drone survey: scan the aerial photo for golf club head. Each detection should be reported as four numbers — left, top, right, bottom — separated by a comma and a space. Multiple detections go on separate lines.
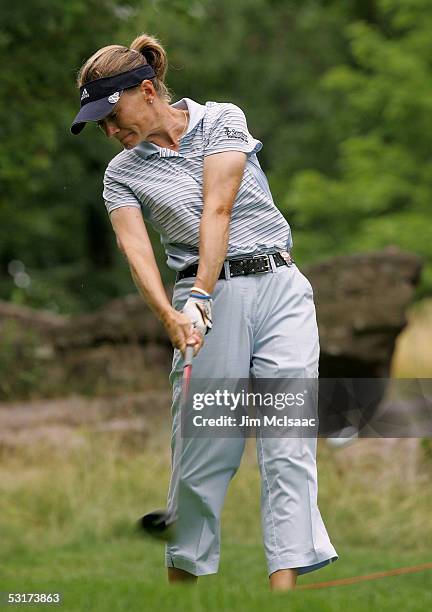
137, 509, 177, 542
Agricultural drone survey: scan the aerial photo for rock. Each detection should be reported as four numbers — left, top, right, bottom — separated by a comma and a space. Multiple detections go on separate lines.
0, 248, 422, 400
303, 247, 422, 434
303, 247, 422, 377
53, 293, 172, 350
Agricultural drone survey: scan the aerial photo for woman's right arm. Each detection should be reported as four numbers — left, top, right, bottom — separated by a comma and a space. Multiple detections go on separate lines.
109, 206, 203, 355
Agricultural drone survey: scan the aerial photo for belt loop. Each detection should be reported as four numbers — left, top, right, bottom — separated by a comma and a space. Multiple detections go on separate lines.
224, 260, 231, 281
269, 253, 277, 273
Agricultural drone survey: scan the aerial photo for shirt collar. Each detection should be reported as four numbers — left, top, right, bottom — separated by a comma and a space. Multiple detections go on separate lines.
134, 97, 206, 159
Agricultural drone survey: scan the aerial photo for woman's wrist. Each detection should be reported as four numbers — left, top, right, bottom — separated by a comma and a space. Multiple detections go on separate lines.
191, 286, 212, 298
158, 304, 177, 325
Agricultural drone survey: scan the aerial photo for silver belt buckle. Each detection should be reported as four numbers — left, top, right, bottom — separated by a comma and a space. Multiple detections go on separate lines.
252, 254, 271, 274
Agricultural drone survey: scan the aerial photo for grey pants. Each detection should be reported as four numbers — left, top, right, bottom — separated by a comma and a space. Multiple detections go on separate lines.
165, 262, 338, 576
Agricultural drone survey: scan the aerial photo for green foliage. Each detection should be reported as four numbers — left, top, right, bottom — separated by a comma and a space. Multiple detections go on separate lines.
0, 320, 45, 400
1, 0, 431, 314
283, 0, 432, 294
135, 0, 351, 180
0, 1, 139, 311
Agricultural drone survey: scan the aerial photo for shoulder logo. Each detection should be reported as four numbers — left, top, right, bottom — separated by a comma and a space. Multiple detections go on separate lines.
223, 127, 248, 143
108, 92, 120, 104
80, 88, 89, 101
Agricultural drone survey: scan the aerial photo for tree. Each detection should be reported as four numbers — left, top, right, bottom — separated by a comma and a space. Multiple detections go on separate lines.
283, 0, 432, 295
0, 1, 143, 311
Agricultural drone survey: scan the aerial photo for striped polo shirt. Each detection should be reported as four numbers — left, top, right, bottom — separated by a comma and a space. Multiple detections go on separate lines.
103, 97, 293, 271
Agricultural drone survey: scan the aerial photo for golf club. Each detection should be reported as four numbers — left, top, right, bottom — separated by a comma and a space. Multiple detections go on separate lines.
137, 344, 194, 541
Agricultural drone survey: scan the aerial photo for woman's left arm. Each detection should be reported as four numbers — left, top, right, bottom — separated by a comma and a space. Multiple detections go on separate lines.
194, 150, 247, 294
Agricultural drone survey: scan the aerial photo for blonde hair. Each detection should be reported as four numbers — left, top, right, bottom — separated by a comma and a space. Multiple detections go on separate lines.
77, 34, 172, 103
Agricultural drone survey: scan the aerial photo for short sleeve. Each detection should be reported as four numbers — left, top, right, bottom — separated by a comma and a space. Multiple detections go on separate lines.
103, 164, 141, 215
204, 103, 263, 157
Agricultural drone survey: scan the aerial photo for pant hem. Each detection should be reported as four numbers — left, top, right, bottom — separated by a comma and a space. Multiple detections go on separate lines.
267, 548, 339, 577
165, 554, 219, 576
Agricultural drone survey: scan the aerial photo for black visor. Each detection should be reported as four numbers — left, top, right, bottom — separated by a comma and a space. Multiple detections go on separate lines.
70, 65, 156, 135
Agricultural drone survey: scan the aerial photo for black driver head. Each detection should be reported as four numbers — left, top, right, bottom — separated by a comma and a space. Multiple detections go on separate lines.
137, 510, 177, 542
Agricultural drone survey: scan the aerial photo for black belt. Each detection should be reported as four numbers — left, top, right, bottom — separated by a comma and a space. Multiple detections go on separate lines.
176, 251, 295, 282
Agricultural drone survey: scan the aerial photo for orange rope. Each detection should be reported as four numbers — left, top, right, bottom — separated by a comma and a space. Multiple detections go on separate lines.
297, 562, 432, 590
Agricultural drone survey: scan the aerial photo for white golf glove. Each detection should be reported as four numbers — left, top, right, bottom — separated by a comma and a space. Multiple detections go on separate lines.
182, 286, 213, 337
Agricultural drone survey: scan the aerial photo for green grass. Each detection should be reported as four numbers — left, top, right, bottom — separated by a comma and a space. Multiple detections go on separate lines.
0, 436, 431, 611
1, 539, 431, 611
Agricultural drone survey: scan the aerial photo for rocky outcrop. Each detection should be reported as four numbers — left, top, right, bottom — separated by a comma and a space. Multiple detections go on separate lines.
305, 247, 422, 377
0, 247, 422, 400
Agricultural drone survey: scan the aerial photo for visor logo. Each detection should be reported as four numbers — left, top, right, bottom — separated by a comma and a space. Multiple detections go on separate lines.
108, 92, 120, 104
80, 88, 89, 101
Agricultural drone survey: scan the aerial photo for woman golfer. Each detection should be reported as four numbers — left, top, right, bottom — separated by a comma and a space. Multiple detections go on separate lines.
71, 33, 338, 591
